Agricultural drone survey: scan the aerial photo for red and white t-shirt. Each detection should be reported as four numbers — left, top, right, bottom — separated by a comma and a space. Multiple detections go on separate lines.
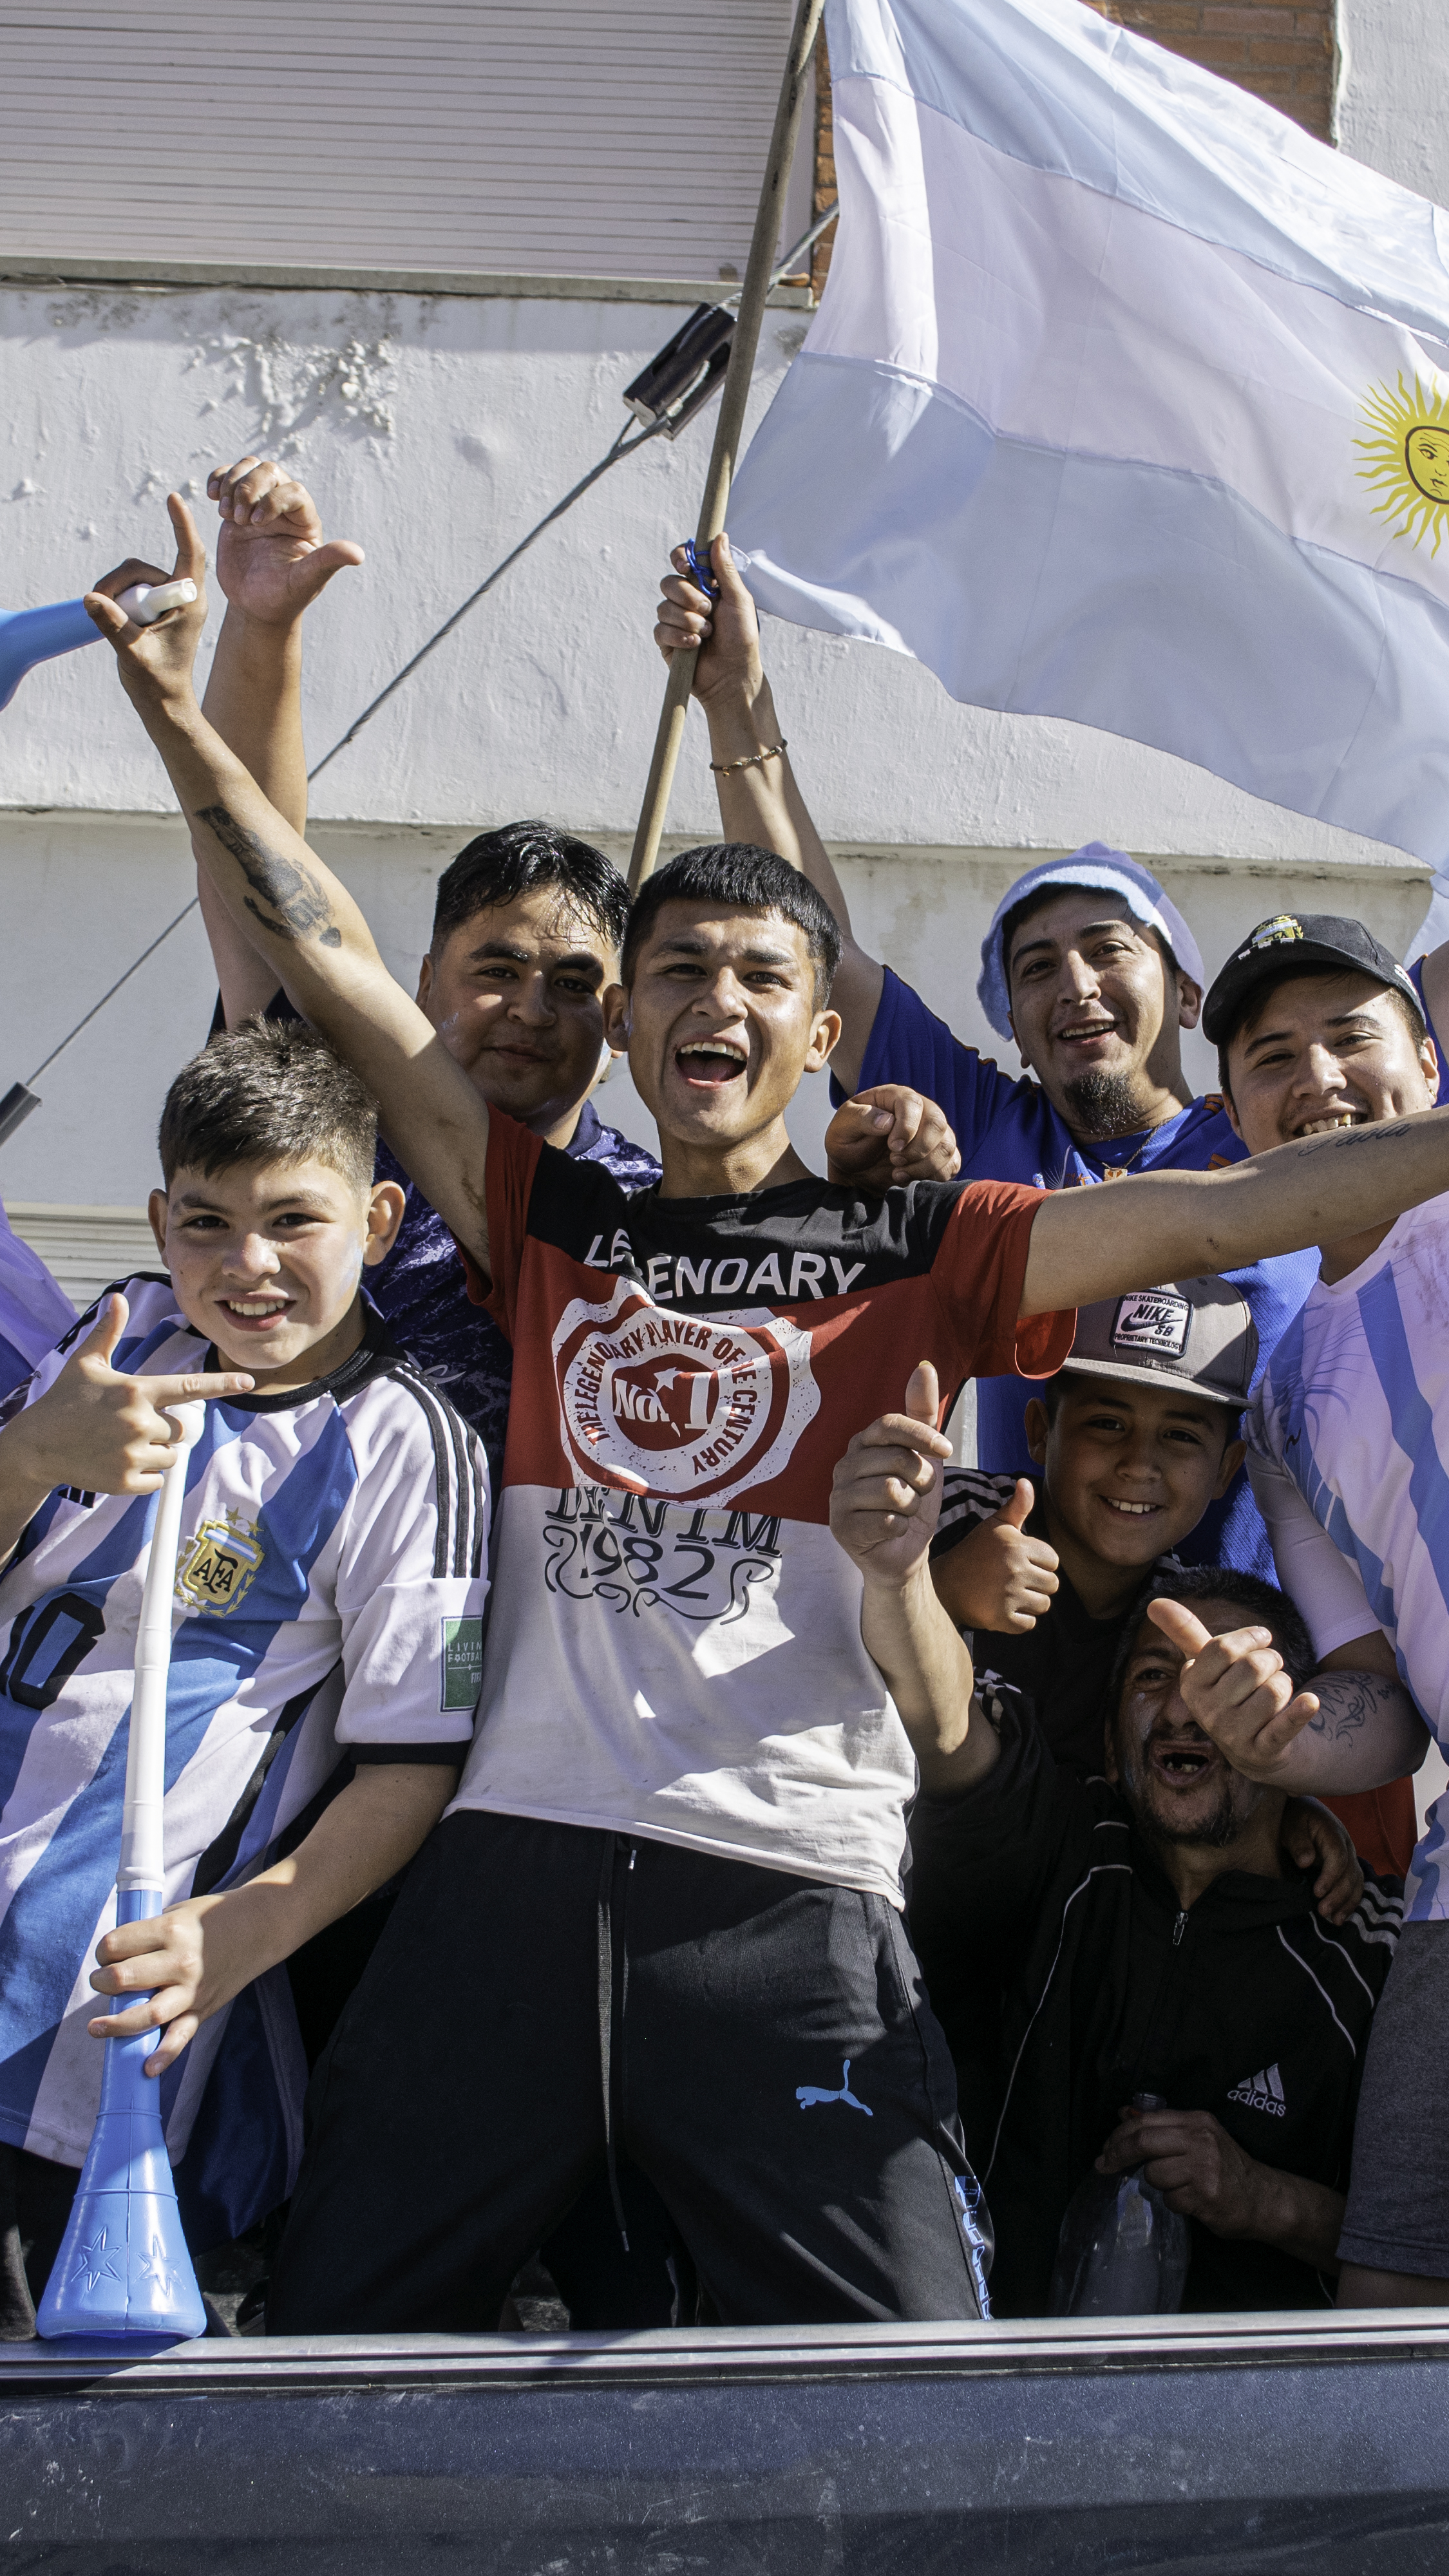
450, 1116, 1073, 1902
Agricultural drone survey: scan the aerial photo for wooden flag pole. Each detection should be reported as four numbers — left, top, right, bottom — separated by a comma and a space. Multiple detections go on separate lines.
627, 0, 827, 891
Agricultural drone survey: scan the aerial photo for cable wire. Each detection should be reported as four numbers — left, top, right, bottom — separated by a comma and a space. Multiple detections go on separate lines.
21, 205, 840, 1092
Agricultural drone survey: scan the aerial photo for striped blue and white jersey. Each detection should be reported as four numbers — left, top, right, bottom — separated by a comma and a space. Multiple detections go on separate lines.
1247, 1191, 1449, 1922
0, 1275, 488, 2190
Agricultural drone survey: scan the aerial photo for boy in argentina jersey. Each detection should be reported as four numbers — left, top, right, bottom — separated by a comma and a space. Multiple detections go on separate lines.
95, 504, 1449, 2330
0, 1021, 484, 2335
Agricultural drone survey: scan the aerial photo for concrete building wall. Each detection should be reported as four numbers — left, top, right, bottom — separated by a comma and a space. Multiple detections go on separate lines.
1337, 0, 1449, 197
1, 2, 1446, 1218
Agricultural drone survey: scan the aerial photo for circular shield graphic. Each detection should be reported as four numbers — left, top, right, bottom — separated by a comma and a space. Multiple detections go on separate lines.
553, 1285, 820, 1502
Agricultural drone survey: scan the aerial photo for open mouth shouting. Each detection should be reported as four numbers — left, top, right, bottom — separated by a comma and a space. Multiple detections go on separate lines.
675, 1037, 749, 1089
1146, 1731, 1217, 1789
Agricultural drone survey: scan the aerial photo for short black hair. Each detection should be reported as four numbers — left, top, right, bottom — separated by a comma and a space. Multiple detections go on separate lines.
1106, 1563, 1314, 1718
1000, 882, 1176, 998
1217, 969, 1426, 1101
621, 844, 842, 1003
431, 821, 630, 958
159, 1019, 377, 1193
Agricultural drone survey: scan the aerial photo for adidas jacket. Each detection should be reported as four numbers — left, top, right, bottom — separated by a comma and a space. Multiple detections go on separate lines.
908, 1693, 1401, 2316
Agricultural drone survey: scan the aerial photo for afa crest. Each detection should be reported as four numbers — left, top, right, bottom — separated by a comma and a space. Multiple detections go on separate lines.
1248, 914, 1304, 951
175, 1512, 265, 1617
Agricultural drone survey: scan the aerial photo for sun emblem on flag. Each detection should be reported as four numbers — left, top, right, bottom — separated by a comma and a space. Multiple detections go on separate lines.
1356, 374, 1449, 556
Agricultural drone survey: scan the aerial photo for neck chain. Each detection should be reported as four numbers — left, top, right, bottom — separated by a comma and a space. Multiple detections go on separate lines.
1088, 1128, 1155, 1182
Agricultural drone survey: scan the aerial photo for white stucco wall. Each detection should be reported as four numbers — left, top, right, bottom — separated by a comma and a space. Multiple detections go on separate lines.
0, 806, 1428, 1211
1337, 0, 1449, 203
1, 270, 1435, 1208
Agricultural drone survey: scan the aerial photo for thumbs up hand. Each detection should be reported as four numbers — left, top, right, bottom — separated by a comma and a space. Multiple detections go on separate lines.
930, 1475, 1061, 1636
1146, 1596, 1321, 1779
0, 1293, 252, 1504
829, 1360, 954, 1587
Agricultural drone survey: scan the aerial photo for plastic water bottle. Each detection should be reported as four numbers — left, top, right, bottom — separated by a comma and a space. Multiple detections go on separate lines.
1048, 2093, 1191, 2316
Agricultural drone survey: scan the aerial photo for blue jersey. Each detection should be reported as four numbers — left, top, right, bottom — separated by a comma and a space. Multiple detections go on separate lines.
0, 1279, 487, 2234
369, 1098, 659, 1484
847, 967, 1320, 1578
1248, 1188, 1449, 1918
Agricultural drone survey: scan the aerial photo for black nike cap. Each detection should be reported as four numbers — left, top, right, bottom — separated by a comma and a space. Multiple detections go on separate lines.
1202, 911, 1425, 1050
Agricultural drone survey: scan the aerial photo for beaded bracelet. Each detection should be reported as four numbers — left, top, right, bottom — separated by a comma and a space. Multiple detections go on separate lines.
708, 739, 789, 775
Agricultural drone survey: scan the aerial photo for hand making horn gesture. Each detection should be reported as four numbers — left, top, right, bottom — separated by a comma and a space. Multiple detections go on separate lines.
209, 453, 365, 627
1146, 1595, 1321, 1779
0, 1292, 251, 1499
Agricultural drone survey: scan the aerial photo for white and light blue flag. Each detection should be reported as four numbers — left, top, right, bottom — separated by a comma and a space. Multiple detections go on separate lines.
730, 0, 1449, 864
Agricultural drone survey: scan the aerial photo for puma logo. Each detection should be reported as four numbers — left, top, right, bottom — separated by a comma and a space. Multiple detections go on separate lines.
795, 2060, 873, 2117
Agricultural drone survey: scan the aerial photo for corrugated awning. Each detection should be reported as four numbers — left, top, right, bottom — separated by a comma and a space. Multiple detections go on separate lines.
0, 1, 804, 284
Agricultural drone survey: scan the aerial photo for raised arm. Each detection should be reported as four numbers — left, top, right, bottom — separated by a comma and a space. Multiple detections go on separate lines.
654, 535, 884, 1092
85, 497, 494, 1273
1020, 1112, 1449, 1318
195, 457, 364, 1026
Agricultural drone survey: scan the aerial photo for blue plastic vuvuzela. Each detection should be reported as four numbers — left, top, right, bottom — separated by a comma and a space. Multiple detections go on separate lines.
36, 1403, 209, 2346
0, 599, 101, 713
35, 1889, 206, 2343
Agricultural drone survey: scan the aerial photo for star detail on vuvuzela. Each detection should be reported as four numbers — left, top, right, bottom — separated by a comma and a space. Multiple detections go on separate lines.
75, 2228, 120, 2291
135, 2237, 178, 2299
1356, 374, 1449, 556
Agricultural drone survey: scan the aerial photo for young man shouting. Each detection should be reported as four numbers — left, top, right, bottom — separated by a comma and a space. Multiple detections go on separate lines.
82, 507, 1449, 2330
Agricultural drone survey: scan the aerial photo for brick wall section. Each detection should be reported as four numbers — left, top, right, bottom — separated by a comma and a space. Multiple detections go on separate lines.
811, 40, 835, 299
1086, 1, 1336, 141
810, 0, 1334, 294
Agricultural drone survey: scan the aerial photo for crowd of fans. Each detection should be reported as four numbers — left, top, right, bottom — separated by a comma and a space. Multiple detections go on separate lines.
0, 455, 1444, 2338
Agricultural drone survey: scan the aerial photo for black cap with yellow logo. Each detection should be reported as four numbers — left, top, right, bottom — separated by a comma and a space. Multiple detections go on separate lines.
1202, 912, 1425, 1050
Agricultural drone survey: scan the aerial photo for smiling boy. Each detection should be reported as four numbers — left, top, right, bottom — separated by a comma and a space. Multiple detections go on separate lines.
926, 1278, 1419, 1879
84, 504, 1449, 2331
0, 1021, 486, 2334
930, 1277, 1253, 1774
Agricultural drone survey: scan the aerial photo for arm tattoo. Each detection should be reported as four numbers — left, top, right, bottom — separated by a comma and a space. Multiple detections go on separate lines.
1293, 1117, 1414, 1160
1306, 1671, 1404, 1741
196, 804, 341, 948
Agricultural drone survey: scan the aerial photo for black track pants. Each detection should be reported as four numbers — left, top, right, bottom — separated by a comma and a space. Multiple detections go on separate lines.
267, 1812, 989, 2331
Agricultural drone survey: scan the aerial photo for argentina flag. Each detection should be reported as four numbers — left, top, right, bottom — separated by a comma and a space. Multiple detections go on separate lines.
729, 0, 1449, 864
